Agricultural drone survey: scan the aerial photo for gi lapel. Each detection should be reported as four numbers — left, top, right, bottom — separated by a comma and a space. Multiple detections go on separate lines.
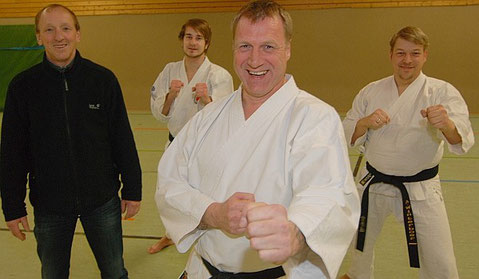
189, 57, 212, 108
385, 72, 426, 121
199, 76, 300, 198
365, 73, 427, 156
188, 57, 211, 87
172, 59, 193, 108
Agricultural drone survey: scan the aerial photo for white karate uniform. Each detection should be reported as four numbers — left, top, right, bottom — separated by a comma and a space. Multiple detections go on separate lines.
156, 75, 360, 279
342, 73, 474, 279
150, 57, 234, 138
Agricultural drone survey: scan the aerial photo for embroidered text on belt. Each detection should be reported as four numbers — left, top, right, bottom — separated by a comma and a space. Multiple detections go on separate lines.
201, 257, 285, 279
356, 162, 439, 268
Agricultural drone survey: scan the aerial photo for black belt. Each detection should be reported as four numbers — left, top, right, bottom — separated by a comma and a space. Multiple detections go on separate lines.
356, 162, 439, 268
201, 257, 285, 279
168, 132, 175, 142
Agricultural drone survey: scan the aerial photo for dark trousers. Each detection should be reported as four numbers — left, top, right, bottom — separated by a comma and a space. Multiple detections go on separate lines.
34, 196, 128, 279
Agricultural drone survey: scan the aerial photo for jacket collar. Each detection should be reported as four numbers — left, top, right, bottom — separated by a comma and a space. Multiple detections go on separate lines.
42, 50, 82, 77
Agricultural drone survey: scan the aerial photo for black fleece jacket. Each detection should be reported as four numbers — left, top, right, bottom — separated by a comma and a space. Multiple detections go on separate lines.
0, 52, 142, 221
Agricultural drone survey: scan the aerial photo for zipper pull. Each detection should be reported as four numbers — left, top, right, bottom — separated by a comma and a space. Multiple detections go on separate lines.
64, 78, 69, 91
61, 71, 69, 92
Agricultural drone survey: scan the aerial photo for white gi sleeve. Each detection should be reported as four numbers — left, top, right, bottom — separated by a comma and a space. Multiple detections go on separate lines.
434, 82, 475, 154
155, 111, 216, 253
208, 67, 234, 102
150, 63, 173, 122
287, 106, 360, 278
342, 85, 369, 148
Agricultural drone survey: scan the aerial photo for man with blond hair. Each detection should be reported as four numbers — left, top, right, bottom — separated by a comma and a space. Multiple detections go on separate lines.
155, 1, 359, 278
341, 26, 474, 279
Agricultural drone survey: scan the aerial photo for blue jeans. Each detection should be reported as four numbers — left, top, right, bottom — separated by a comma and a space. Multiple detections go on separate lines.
34, 196, 128, 279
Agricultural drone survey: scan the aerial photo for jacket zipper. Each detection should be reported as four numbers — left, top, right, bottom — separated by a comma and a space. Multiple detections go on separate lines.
61, 72, 81, 212
62, 73, 71, 138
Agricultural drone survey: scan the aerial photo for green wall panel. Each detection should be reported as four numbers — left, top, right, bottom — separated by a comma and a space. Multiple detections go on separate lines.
0, 25, 43, 111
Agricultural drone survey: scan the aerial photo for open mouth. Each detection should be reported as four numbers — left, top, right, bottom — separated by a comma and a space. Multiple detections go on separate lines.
247, 70, 268, 76
400, 66, 414, 71
54, 44, 67, 49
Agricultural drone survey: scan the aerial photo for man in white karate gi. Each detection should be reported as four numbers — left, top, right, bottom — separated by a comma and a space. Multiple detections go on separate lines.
340, 26, 474, 279
149, 18, 234, 254
155, 0, 360, 278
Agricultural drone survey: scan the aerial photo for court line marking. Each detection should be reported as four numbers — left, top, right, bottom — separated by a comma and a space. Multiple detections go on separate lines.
134, 127, 168, 131
0, 228, 163, 240
138, 149, 163, 153
441, 179, 479, 183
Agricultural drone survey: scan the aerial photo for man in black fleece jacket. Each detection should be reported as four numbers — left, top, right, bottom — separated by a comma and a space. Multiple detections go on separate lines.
0, 4, 142, 278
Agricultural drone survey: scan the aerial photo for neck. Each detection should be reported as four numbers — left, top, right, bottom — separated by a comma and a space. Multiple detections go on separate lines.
394, 75, 417, 96
46, 50, 77, 69
394, 77, 415, 96
184, 55, 206, 76
46, 56, 75, 72
395, 82, 408, 96
242, 101, 263, 121
241, 77, 286, 120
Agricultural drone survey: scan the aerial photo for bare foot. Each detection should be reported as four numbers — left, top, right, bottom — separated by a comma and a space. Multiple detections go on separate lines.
339, 275, 351, 279
148, 236, 174, 254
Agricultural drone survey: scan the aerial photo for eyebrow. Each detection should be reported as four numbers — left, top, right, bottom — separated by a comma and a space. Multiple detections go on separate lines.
394, 48, 422, 52
185, 32, 202, 37
235, 39, 279, 45
42, 23, 73, 28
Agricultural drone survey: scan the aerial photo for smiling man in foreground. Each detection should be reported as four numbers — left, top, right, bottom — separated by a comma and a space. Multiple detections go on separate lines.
155, 1, 359, 278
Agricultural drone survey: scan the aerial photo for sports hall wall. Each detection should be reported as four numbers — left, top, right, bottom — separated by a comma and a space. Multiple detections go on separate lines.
1, 2, 478, 113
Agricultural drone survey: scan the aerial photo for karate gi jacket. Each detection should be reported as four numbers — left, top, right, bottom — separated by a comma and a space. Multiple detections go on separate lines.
156, 75, 360, 278
343, 73, 474, 199
150, 57, 233, 137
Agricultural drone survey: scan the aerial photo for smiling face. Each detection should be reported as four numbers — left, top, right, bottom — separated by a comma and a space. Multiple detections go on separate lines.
233, 15, 290, 100
182, 26, 208, 59
390, 37, 428, 87
36, 6, 80, 67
